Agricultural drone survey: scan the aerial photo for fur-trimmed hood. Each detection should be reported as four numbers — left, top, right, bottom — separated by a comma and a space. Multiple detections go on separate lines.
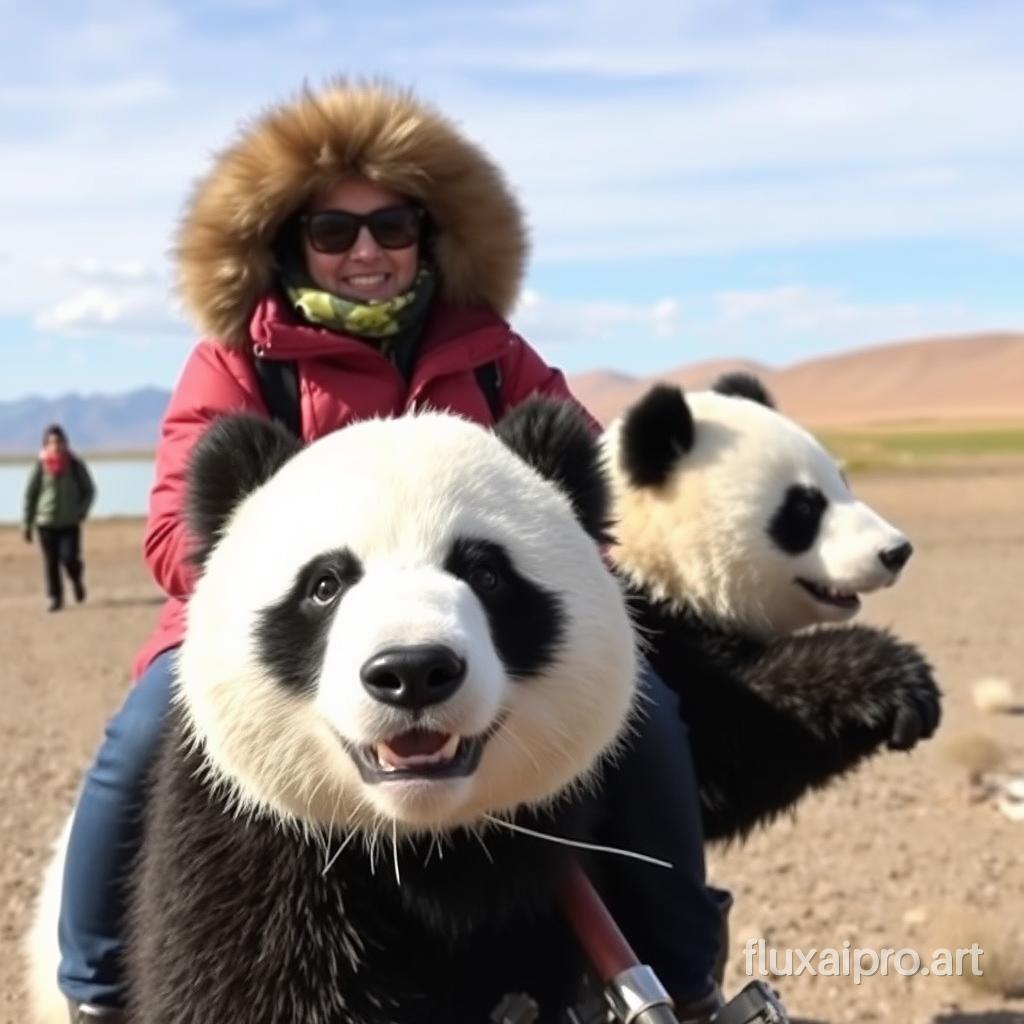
176, 81, 528, 346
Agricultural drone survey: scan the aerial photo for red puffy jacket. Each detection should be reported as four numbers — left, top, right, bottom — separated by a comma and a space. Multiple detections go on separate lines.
133, 293, 593, 677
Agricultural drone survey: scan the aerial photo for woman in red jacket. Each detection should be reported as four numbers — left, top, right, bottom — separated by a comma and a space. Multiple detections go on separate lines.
58, 81, 724, 1022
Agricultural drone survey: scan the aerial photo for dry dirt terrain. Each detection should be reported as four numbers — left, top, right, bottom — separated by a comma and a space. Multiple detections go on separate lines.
2, 464, 1022, 1024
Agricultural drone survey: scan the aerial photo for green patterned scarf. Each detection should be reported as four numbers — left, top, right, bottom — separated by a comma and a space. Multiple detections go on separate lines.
284, 263, 436, 340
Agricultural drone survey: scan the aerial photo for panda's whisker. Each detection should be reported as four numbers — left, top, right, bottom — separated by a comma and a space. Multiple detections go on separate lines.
321, 787, 356, 873
424, 830, 446, 866
493, 720, 541, 775
322, 795, 340, 872
391, 819, 402, 887
537, 712, 589, 747
470, 826, 495, 864
302, 772, 331, 848
481, 813, 673, 869
301, 770, 325, 806
322, 825, 357, 876
531, 707, 575, 738
365, 817, 387, 876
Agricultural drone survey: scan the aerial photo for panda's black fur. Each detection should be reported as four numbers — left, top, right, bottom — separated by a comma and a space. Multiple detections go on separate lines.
618, 383, 695, 488
127, 715, 600, 1022
184, 412, 302, 567
711, 371, 776, 408
612, 377, 942, 842
632, 599, 939, 841
493, 396, 614, 543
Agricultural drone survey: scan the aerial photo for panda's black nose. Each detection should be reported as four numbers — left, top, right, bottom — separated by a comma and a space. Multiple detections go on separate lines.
360, 645, 467, 710
879, 540, 914, 573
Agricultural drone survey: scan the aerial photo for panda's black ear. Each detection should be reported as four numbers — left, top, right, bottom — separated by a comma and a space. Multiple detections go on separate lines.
186, 414, 302, 566
711, 372, 776, 408
495, 398, 611, 543
620, 384, 695, 488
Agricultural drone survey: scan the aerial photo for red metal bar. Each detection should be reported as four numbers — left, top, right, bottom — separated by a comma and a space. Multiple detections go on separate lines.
559, 858, 639, 984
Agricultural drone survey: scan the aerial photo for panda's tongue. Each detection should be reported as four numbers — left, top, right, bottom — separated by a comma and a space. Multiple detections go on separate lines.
376, 730, 459, 769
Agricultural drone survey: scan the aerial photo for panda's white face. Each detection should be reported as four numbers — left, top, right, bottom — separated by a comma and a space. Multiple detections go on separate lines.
179, 413, 637, 836
606, 387, 912, 637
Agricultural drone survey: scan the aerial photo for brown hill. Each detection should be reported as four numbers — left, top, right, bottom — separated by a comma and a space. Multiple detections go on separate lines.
570, 332, 1024, 426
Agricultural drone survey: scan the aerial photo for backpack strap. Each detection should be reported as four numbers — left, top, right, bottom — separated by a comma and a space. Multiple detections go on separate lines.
254, 356, 500, 436
474, 361, 503, 422
253, 357, 301, 439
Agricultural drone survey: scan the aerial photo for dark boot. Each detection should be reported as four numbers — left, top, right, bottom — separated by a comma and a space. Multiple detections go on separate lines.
673, 985, 724, 1023
710, 886, 734, 989
674, 889, 732, 1024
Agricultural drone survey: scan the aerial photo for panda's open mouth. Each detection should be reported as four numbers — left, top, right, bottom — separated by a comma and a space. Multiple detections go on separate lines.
346, 726, 494, 784
795, 578, 862, 612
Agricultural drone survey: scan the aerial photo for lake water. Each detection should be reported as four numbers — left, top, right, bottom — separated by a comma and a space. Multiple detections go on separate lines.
0, 458, 155, 524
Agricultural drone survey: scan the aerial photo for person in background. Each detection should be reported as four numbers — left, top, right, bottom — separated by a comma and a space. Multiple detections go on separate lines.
23, 424, 95, 612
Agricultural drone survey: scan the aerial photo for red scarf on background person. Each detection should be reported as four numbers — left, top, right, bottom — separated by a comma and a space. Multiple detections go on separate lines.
40, 448, 71, 476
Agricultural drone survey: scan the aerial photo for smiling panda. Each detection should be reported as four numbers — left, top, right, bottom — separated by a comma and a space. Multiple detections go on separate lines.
28, 402, 638, 1024
603, 375, 941, 841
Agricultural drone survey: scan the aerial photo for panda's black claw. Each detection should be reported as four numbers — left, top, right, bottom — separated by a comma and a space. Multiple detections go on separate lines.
919, 688, 942, 738
886, 655, 941, 749
887, 705, 924, 750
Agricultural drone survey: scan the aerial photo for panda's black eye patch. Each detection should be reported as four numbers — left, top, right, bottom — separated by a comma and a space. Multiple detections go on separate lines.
255, 548, 363, 694
445, 538, 565, 679
768, 485, 828, 554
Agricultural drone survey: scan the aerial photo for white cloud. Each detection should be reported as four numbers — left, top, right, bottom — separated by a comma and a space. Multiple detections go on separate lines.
716, 285, 871, 330
36, 289, 122, 332
44, 259, 162, 285
34, 284, 184, 337
512, 291, 683, 348
651, 299, 682, 337
699, 284, 1024, 363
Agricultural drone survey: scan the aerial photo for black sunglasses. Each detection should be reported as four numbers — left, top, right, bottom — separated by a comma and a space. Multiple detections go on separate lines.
300, 204, 424, 254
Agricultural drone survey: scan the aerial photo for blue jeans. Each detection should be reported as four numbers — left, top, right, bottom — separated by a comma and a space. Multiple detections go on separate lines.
57, 652, 722, 1007
57, 648, 176, 1008
599, 665, 725, 1001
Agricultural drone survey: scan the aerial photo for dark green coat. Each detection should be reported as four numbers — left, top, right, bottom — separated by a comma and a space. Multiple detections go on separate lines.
23, 456, 95, 530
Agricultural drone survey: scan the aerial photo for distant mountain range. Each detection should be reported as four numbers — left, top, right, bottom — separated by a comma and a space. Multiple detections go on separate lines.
0, 387, 170, 455
571, 331, 1024, 426
2, 332, 1022, 455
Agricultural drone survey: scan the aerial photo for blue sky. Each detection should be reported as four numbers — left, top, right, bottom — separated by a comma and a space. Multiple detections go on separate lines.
2, 0, 1023, 400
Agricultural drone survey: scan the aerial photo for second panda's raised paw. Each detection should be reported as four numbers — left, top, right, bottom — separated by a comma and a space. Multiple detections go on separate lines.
884, 651, 942, 751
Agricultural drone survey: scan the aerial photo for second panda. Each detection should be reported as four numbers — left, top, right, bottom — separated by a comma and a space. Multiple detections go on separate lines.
603, 375, 942, 843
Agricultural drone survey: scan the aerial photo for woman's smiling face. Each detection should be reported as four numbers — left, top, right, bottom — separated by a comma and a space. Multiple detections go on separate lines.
302, 179, 420, 302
